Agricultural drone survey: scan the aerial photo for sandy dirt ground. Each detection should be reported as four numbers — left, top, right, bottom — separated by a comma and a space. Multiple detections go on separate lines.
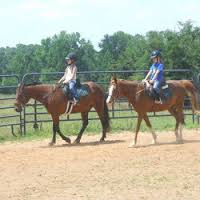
1, 129, 200, 200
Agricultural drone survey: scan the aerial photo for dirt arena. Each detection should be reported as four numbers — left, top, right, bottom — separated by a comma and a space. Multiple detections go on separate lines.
1, 129, 200, 200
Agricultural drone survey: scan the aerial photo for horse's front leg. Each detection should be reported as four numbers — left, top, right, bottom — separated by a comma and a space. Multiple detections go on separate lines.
49, 114, 71, 146
49, 114, 59, 146
143, 114, 157, 144
129, 114, 143, 148
57, 125, 71, 144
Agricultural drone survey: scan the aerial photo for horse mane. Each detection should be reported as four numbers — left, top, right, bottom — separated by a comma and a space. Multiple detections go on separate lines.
118, 79, 141, 88
24, 82, 42, 86
23, 82, 57, 102
24, 82, 55, 90
118, 79, 139, 83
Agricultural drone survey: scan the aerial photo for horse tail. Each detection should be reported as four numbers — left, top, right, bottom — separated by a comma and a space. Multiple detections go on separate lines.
103, 97, 111, 132
181, 80, 200, 115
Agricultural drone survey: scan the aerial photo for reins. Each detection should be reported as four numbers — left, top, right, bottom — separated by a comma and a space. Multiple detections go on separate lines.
136, 82, 146, 95
136, 88, 145, 95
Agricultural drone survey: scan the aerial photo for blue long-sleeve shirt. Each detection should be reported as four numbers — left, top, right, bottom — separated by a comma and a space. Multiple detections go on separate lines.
150, 62, 164, 82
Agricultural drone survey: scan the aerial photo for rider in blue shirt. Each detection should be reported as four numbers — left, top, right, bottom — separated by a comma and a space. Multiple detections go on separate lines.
143, 50, 165, 103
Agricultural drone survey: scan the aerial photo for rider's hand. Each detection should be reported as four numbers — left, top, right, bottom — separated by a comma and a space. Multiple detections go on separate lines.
149, 80, 154, 84
56, 81, 62, 88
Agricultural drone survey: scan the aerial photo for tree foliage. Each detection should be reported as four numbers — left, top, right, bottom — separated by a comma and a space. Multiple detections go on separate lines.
1, 21, 200, 85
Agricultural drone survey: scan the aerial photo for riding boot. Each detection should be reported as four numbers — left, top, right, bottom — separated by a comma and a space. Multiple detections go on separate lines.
160, 92, 166, 103
152, 90, 159, 100
153, 90, 162, 104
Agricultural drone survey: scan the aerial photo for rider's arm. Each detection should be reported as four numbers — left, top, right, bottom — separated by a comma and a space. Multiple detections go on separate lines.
144, 70, 152, 81
151, 64, 163, 81
151, 70, 160, 81
58, 75, 65, 83
58, 70, 67, 83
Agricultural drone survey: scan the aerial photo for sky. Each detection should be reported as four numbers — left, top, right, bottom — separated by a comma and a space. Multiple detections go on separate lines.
0, 0, 200, 49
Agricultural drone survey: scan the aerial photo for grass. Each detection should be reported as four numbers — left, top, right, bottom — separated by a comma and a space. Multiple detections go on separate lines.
0, 112, 199, 144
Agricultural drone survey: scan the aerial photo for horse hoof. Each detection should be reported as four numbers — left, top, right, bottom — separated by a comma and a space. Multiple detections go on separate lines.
151, 140, 157, 145
49, 142, 55, 146
65, 137, 71, 144
100, 138, 105, 143
128, 143, 136, 148
73, 139, 80, 144
176, 140, 184, 144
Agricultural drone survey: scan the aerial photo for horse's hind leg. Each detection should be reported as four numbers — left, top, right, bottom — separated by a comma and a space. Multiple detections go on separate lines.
74, 112, 89, 144
168, 107, 181, 142
94, 103, 107, 142
143, 114, 157, 144
177, 106, 185, 141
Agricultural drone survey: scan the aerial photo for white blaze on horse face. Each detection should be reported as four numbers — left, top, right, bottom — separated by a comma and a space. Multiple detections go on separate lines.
106, 85, 114, 103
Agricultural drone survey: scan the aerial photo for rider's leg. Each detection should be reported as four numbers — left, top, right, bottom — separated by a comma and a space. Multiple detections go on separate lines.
69, 80, 78, 102
154, 80, 167, 103
153, 80, 161, 94
153, 80, 162, 103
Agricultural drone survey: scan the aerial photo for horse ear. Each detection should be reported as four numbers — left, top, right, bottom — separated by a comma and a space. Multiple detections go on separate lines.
112, 74, 117, 84
18, 83, 24, 92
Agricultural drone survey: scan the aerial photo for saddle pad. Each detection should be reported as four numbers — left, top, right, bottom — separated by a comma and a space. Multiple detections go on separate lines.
162, 85, 168, 89
61, 83, 89, 98
77, 85, 89, 97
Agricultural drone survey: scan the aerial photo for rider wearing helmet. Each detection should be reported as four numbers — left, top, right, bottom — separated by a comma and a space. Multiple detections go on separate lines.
143, 50, 165, 103
58, 52, 78, 104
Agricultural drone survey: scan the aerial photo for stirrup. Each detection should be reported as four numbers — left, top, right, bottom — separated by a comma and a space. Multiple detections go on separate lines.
155, 98, 163, 104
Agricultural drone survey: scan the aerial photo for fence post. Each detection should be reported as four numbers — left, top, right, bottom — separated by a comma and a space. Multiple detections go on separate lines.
23, 107, 26, 135
19, 110, 23, 135
112, 103, 115, 118
33, 100, 39, 130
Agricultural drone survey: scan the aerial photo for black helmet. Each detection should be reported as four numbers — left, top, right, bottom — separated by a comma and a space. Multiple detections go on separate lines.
65, 52, 77, 61
150, 50, 161, 59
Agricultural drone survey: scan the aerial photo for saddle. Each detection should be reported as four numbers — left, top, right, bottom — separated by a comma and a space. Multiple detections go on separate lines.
60, 79, 89, 101
144, 80, 172, 104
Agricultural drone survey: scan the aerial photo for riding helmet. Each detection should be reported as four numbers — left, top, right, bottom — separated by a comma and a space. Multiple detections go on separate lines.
65, 52, 77, 61
150, 50, 161, 59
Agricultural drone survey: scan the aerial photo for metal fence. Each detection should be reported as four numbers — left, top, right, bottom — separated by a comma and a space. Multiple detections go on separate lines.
0, 69, 199, 136
0, 75, 23, 136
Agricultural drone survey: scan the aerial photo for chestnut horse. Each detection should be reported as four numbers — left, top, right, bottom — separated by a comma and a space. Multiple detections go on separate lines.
14, 82, 110, 145
106, 76, 200, 147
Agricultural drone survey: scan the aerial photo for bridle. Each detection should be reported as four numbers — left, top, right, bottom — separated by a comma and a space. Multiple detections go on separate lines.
16, 85, 27, 106
136, 81, 149, 95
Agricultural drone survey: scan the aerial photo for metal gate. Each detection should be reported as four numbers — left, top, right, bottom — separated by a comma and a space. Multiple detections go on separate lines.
0, 69, 198, 136
0, 75, 24, 136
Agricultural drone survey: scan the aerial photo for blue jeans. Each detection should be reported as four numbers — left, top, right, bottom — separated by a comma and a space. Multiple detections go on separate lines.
153, 80, 162, 94
69, 80, 78, 100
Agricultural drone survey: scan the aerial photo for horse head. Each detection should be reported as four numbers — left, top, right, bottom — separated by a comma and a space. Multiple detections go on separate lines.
14, 83, 30, 112
106, 76, 119, 104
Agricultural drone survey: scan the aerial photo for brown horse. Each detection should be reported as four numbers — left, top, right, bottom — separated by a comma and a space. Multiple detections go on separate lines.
106, 76, 200, 147
14, 82, 110, 145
